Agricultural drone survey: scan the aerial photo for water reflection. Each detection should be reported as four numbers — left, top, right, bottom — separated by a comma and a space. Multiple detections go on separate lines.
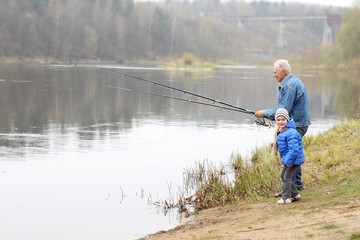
0, 64, 275, 135
328, 72, 360, 118
0, 64, 358, 240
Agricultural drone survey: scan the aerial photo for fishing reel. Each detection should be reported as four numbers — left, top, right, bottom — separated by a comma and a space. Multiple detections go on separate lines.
255, 117, 274, 128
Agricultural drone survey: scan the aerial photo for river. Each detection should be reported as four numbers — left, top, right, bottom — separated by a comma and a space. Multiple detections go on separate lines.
0, 64, 357, 240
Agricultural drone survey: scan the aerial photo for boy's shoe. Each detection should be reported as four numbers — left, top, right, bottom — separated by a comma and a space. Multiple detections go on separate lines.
293, 194, 301, 201
277, 198, 292, 204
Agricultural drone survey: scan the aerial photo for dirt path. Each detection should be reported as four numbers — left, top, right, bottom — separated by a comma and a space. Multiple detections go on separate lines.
140, 199, 360, 240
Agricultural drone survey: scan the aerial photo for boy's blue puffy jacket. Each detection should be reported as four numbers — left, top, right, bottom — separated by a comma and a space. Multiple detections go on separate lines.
278, 118, 305, 166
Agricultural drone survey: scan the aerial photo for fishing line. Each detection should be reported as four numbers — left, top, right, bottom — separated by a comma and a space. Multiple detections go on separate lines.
107, 85, 252, 114
75, 64, 254, 114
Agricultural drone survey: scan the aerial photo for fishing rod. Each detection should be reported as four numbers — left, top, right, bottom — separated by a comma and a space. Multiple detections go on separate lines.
107, 85, 253, 114
75, 64, 273, 127
75, 64, 254, 114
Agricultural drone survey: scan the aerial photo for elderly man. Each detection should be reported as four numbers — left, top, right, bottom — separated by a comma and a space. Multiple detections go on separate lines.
255, 59, 311, 194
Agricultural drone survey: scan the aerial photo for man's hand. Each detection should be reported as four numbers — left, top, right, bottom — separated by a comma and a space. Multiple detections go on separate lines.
254, 110, 264, 118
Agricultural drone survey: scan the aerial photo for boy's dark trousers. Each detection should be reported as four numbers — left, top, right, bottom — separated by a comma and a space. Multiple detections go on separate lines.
281, 164, 300, 199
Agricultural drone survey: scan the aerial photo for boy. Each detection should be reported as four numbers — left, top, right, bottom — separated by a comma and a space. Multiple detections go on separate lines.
274, 108, 305, 204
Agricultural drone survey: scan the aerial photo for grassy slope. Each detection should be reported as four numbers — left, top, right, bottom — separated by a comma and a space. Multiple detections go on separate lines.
179, 120, 359, 213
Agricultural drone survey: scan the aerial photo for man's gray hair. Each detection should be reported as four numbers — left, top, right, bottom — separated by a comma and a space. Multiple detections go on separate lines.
274, 59, 291, 73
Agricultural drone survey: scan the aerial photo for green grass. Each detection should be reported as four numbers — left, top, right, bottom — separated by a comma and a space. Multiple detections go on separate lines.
162, 53, 219, 71
350, 232, 360, 239
322, 224, 340, 230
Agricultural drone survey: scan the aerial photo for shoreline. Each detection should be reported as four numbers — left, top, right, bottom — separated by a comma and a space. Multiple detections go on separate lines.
0, 57, 357, 72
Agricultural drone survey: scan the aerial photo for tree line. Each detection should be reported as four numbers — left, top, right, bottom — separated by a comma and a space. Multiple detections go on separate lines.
0, 0, 351, 62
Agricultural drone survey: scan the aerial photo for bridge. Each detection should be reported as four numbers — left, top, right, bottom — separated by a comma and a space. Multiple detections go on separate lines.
222, 15, 343, 51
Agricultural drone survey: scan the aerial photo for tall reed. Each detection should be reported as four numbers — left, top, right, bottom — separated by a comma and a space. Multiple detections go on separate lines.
179, 147, 282, 212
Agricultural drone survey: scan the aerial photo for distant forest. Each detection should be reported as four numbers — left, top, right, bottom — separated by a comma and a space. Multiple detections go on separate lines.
0, 0, 347, 62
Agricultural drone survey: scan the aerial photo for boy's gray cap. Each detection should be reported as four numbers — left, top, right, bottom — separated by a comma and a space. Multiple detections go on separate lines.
275, 108, 290, 121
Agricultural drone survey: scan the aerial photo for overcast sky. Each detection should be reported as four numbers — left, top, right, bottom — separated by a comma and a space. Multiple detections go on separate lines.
244, 0, 355, 8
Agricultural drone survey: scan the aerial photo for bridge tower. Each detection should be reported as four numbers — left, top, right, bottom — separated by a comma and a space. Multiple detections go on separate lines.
323, 15, 343, 45
277, 20, 288, 50
322, 19, 333, 45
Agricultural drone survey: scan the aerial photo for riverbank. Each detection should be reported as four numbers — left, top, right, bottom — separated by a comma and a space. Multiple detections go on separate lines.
139, 120, 360, 240
141, 189, 360, 240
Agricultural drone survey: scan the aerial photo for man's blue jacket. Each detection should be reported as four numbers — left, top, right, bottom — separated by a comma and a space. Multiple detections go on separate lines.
263, 73, 311, 127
